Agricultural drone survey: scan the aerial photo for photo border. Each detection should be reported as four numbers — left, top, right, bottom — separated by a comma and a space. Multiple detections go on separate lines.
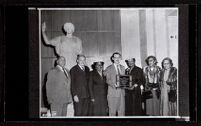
37, 7, 186, 120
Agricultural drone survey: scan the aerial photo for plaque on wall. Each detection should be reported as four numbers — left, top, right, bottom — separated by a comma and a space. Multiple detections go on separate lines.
116, 75, 132, 88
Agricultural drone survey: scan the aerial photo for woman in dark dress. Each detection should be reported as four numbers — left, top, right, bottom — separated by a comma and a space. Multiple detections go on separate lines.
125, 58, 145, 116
89, 61, 108, 116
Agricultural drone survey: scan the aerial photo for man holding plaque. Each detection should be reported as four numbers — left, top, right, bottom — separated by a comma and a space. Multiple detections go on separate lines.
125, 58, 145, 116
104, 52, 125, 116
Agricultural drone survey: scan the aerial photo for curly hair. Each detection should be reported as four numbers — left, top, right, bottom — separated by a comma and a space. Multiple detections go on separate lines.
145, 55, 158, 65
110, 52, 121, 63
161, 57, 173, 69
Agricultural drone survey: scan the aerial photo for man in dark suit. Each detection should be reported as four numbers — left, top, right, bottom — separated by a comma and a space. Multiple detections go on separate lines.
70, 54, 90, 116
125, 58, 145, 116
104, 52, 125, 116
46, 56, 72, 116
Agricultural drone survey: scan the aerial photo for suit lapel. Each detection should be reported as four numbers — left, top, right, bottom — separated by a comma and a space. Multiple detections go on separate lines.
119, 65, 124, 75
76, 65, 86, 74
111, 64, 117, 75
130, 66, 136, 75
95, 70, 104, 80
55, 67, 69, 82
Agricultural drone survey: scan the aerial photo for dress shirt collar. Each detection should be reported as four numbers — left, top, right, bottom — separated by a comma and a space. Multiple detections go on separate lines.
78, 64, 85, 70
113, 63, 120, 69
129, 66, 135, 71
56, 65, 64, 72
97, 70, 103, 77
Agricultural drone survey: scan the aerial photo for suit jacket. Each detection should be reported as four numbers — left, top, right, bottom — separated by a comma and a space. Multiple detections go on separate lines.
104, 64, 125, 97
46, 66, 72, 104
70, 65, 90, 99
125, 66, 145, 93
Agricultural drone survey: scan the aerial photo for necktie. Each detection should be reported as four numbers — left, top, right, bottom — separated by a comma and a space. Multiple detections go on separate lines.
126, 68, 130, 75
62, 67, 69, 78
82, 66, 85, 71
117, 65, 121, 75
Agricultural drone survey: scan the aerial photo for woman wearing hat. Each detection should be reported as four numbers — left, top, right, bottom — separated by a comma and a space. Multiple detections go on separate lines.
88, 61, 108, 116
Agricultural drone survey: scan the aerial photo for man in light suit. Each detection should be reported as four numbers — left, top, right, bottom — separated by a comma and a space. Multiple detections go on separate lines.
46, 56, 72, 116
104, 52, 125, 116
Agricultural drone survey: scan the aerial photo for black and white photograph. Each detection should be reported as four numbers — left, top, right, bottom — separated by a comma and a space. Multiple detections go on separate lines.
38, 8, 180, 118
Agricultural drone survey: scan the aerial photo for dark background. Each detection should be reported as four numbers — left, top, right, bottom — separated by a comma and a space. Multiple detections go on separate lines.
0, 0, 200, 126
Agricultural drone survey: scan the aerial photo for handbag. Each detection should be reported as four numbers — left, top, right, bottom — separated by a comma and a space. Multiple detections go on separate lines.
168, 90, 177, 102
147, 83, 159, 88
156, 89, 161, 99
142, 90, 153, 101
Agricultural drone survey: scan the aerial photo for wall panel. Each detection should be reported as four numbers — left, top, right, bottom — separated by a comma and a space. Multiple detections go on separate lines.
40, 10, 121, 107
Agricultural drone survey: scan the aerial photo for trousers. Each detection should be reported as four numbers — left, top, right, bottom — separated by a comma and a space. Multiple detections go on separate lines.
74, 98, 89, 116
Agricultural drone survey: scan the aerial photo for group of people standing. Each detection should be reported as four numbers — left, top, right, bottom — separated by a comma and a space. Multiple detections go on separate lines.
45, 53, 177, 117
42, 22, 177, 117
143, 56, 177, 116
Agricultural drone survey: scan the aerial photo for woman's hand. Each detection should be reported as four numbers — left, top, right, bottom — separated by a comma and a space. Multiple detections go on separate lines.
91, 99, 95, 102
73, 95, 79, 103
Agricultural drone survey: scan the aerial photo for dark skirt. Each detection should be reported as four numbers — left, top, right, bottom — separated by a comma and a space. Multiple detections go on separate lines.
89, 93, 108, 116
125, 87, 143, 116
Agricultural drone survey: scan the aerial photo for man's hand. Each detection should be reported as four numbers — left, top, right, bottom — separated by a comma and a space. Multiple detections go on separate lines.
134, 84, 138, 87
126, 84, 138, 90
128, 84, 135, 90
73, 95, 79, 103
140, 85, 144, 90
42, 22, 46, 32
114, 83, 118, 88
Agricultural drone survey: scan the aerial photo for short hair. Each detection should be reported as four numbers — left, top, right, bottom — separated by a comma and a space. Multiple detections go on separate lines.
161, 57, 173, 69
125, 58, 136, 63
77, 54, 86, 60
145, 56, 158, 65
91, 61, 104, 70
56, 56, 65, 64
63, 22, 75, 33
110, 52, 121, 63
